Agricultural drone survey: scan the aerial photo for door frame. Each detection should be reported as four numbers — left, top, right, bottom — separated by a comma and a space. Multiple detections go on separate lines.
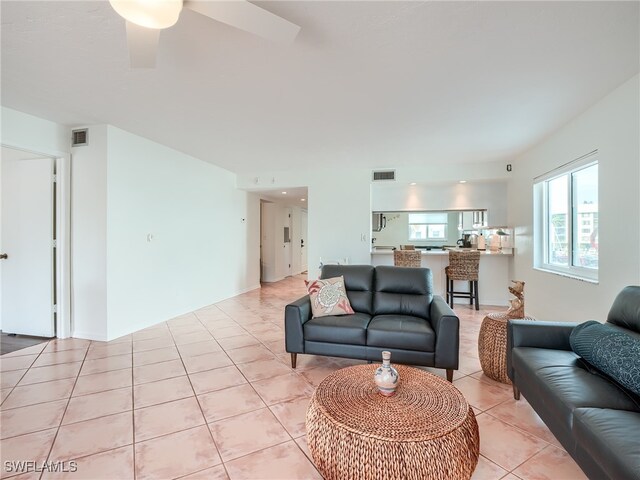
1, 143, 71, 339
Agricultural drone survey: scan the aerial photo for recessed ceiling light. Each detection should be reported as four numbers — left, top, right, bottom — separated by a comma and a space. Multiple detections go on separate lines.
459, 180, 467, 184
281, 191, 287, 194
301, 198, 306, 202
409, 182, 417, 186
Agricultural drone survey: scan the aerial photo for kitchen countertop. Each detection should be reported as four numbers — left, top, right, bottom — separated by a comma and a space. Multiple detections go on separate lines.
371, 248, 513, 256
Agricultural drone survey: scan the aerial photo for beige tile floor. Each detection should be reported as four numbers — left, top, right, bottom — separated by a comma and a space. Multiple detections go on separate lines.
0, 276, 588, 480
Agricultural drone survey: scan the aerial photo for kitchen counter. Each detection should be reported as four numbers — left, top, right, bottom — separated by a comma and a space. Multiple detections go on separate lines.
371, 248, 513, 305
371, 248, 513, 256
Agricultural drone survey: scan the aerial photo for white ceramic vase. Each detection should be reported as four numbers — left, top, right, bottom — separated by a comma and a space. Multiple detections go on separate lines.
374, 351, 399, 396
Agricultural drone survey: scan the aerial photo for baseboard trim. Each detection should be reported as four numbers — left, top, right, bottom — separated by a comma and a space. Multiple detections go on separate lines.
219, 284, 262, 301
72, 331, 108, 342
261, 276, 285, 283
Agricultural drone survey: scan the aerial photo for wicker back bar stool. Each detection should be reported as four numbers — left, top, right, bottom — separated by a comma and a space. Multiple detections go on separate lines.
445, 250, 481, 310
394, 250, 422, 267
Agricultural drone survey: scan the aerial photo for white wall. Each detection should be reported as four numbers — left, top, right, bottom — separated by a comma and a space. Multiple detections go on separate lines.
69, 124, 261, 340
105, 126, 261, 340
508, 74, 640, 321
1, 107, 69, 156
308, 169, 372, 277
71, 126, 109, 340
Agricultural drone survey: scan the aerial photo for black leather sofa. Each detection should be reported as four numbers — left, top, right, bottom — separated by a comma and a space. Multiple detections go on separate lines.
285, 265, 460, 381
507, 286, 640, 480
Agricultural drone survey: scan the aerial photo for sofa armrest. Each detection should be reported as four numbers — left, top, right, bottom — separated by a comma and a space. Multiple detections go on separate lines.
507, 320, 578, 382
285, 295, 312, 354
429, 295, 460, 369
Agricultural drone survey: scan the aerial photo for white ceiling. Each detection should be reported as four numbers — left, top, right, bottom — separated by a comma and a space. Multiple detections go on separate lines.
1, 1, 638, 174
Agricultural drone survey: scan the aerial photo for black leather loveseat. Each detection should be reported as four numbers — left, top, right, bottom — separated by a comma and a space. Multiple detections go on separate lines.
507, 286, 640, 480
285, 265, 460, 381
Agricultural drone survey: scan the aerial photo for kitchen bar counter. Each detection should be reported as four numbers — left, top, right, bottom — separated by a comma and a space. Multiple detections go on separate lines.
371, 248, 513, 256
371, 249, 512, 305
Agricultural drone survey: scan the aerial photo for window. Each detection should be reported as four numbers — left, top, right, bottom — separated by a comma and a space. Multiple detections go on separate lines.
534, 153, 598, 281
408, 213, 448, 241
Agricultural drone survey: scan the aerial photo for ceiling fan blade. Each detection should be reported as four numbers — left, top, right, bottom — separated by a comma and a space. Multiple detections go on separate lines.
126, 21, 161, 68
184, 0, 300, 43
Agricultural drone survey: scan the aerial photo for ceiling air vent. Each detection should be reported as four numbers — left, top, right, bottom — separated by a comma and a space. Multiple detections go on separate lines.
372, 169, 396, 182
72, 129, 88, 147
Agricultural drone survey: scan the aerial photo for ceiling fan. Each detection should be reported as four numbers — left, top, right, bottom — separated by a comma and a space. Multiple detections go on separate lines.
109, 0, 301, 68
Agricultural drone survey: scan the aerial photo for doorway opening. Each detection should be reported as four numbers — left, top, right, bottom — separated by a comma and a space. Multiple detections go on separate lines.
258, 188, 308, 283
1, 145, 69, 352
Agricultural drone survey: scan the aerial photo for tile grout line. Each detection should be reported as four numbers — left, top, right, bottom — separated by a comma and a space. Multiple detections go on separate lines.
196, 303, 322, 476
0, 341, 53, 409
482, 408, 559, 450
130, 337, 137, 480
505, 443, 554, 476
193, 306, 319, 475
168, 314, 232, 480
38, 341, 92, 480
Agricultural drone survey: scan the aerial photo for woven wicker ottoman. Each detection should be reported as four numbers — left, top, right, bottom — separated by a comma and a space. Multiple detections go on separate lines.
306, 364, 479, 480
478, 313, 535, 384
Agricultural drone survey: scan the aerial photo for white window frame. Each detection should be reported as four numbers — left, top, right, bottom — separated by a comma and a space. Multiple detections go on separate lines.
533, 152, 598, 283
407, 213, 448, 241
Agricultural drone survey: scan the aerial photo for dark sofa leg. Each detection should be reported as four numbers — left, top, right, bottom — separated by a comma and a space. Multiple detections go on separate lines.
446, 369, 454, 382
513, 384, 520, 400
290, 353, 297, 369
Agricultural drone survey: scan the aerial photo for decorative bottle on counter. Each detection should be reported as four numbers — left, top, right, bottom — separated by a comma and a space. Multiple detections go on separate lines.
374, 351, 399, 396
477, 233, 486, 250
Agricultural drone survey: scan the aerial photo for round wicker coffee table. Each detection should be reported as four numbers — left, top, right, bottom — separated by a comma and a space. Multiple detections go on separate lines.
478, 313, 535, 384
306, 364, 479, 480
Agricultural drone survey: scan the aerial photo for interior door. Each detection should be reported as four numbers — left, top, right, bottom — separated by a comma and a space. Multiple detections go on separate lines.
283, 208, 292, 277
1, 148, 55, 337
301, 210, 308, 272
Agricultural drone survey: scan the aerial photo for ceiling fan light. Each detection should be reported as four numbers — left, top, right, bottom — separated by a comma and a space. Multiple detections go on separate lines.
110, 0, 183, 29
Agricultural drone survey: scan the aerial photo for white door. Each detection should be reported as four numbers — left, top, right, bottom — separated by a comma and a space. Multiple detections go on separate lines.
283, 208, 292, 277
1, 148, 55, 337
301, 210, 308, 272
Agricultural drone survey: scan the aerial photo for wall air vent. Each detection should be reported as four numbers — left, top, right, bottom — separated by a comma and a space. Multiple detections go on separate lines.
372, 169, 396, 182
72, 129, 88, 147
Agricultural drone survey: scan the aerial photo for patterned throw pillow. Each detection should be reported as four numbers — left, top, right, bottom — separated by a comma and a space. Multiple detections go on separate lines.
570, 320, 640, 396
305, 276, 355, 318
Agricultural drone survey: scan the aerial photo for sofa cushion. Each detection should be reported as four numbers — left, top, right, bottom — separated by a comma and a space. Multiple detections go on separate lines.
570, 320, 640, 396
303, 312, 372, 346
321, 265, 375, 315
373, 266, 433, 319
305, 276, 354, 318
367, 315, 435, 352
534, 366, 640, 424
573, 408, 640, 480
512, 347, 640, 428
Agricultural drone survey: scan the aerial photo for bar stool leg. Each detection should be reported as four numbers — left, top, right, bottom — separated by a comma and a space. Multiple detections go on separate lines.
469, 281, 473, 305
474, 280, 479, 310
445, 274, 449, 304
